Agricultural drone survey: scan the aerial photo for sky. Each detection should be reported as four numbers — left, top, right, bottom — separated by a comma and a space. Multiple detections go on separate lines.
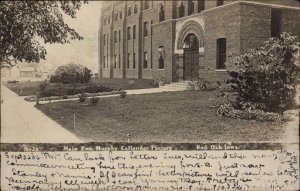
43, 1, 103, 73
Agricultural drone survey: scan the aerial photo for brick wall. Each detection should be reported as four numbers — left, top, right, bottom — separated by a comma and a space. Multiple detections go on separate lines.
99, 1, 299, 82
204, 3, 242, 81
152, 20, 176, 83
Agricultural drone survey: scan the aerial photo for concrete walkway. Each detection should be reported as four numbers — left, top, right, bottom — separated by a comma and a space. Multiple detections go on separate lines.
1, 85, 83, 143
37, 85, 187, 104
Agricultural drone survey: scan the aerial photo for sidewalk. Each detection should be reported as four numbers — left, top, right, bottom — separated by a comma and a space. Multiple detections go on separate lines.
37, 86, 186, 104
1, 85, 83, 143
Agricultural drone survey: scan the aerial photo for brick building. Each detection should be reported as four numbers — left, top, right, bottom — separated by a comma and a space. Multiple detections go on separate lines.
99, 0, 300, 83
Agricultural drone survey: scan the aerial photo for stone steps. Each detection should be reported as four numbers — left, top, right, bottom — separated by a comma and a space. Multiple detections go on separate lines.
159, 81, 195, 91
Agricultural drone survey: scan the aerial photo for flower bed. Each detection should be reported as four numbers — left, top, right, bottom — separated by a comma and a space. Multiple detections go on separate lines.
24, 90, 124, 102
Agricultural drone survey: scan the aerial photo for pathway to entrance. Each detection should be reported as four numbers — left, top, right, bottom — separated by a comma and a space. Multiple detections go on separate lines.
1, 84, 83, 143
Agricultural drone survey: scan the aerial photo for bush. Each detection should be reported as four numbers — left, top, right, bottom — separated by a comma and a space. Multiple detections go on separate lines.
226, 32, 300, 112
79, 93, 86, 102
90, 96, 99, 104
38, 82, 48, 92
120, 91, 127, 98
37, 83, 113, 98
84, 84, 113, 93
50, 63, 92, 84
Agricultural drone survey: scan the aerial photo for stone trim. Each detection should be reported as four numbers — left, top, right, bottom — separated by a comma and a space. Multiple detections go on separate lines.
203, 1, 300, 14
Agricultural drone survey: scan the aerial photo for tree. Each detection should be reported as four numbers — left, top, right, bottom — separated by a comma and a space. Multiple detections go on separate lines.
226, 32, 300, 112
50, 63, 92, 84
0, 1, 87, 67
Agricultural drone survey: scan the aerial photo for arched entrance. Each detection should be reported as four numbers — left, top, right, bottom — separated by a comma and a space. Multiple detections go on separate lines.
183, 34, 199, 81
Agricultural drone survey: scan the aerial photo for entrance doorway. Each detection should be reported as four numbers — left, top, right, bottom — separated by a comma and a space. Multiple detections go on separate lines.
183, 34, 199, 81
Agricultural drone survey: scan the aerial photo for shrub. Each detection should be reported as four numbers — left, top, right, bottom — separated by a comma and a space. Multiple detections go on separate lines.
50, 63, 92, 84
84, 84, 113, 93
90, 96, 99, 105
79, 93, 86, 102
226, 32, 300, 112
38, 82, 48, 92
120, 91, 127, 98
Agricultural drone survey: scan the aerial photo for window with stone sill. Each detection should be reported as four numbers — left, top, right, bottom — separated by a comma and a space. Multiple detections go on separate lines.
271, 8, 282, 37
119, 10, 123, 19
178, 2, 185, 18
133, 53, 136, 69
114, 12, 118, 21
133, 25, 136, 39
159, 3, 165, 22
103, 56, 106, 68
144, 0, 149, 10
114, 31, 117, 43
216, 38, 226, 70
143, 52, 148, 69
198, 0, 205, 12
127, 53, 131, 68
127, 27, 131, 40
114, 55, 117, 68
188, 0, 194, 15
134, 4, 138, 14
217, 0, 224, 6
128, 5, 132, 16
144, 22, 148, 37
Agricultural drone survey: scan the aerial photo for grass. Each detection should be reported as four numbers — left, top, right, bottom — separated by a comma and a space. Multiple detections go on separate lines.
36, 91, 285, 143
4, 81, 43, 96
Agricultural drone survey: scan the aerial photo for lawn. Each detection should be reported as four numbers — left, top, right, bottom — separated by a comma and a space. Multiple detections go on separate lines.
4, 81, 43, 96
36, 91, 286, 143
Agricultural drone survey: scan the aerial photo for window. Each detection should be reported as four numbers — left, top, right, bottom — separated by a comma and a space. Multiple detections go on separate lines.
133, 53, 136, 69
107, 16, 110, 24
217, 0, 224, 6
158, 46, 165, 69
104, 17, 107, 25
103, 56, 106, 68
119, 30, 121, 42
144, 22, 148, 37
159, 56, 164, 69
271, 8, 282, 37
133, 25, 136, 39
119, 10, 123, 19
114, 11, 118, 21
198, 0, 205, 12
128, 5, 132, 16
151, 20, 153, 36
159, 3, 165, 22
127, 54, 130, 68
143, 52, 148, 69
114, 31, 117, 43
144, 0, 149, 10
127, 27, 131, 40
188, 0, 194, 15
134, 4, 138, 14
216, 38, 226, 70
119, 54, 121, 68
114, 55, 117, 68
103, 34, 106, 45
107, 34, 109, 47
178, 2, 185, 18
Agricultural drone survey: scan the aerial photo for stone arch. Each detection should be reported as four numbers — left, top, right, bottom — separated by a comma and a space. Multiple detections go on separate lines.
177, 20, 204, 49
